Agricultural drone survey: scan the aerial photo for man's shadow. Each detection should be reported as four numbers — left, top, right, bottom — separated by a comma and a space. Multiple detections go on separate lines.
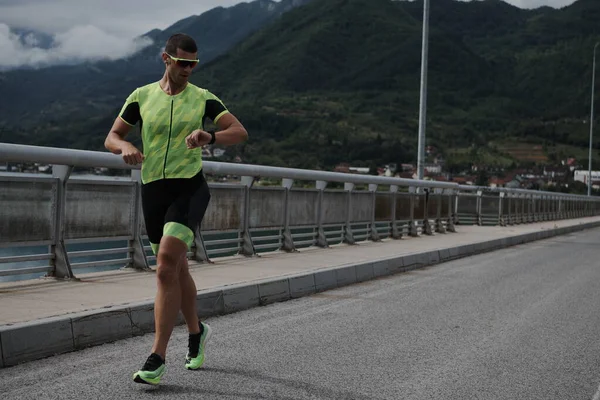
143, 366, 378, 400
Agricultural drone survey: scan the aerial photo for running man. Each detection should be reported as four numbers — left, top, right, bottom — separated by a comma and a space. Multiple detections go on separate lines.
104, 33, 248, 385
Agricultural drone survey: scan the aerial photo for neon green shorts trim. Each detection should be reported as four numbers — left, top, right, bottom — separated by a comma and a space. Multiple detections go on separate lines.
150, 222, 194, 255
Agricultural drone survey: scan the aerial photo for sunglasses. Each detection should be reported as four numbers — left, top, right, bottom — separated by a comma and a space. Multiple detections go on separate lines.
166, 53, 199, 69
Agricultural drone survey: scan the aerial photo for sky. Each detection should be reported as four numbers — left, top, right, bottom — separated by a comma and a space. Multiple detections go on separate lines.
0, 0, 579, 70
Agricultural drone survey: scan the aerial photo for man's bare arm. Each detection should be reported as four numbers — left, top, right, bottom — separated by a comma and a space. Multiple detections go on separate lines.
104, 117, 144, 165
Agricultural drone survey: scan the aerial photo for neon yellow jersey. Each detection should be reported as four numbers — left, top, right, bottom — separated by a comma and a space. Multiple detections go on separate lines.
118, 82, 229, 184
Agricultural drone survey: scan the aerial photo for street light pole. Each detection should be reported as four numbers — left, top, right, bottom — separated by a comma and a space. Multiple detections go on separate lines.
588, 42, 599, 196
417, 0, 430, 181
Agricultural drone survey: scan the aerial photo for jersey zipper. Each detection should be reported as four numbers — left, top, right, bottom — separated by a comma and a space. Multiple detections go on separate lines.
163, 98, 174, 179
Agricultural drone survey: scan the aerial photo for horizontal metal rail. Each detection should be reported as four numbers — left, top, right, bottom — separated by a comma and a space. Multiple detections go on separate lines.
70, 258, 132, 270
68, 248, 133, 258
0, 253, 54, 264
1, 142, 600, 283
0, 265, 54, 277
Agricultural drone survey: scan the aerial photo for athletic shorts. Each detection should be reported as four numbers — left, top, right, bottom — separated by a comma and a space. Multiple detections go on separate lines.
141, 170, 211, 255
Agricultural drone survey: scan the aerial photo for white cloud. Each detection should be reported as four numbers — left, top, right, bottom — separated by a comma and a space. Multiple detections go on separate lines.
502, 0, 575, 8
0, 0, 248, 37
0, 0, 244, 70
0, 23, 153, 71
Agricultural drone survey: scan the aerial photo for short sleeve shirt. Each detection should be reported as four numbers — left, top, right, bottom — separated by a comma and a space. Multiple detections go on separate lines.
118, 82, 229, 184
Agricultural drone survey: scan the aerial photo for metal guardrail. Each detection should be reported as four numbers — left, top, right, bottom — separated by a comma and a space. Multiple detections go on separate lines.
1, 143, 599, 282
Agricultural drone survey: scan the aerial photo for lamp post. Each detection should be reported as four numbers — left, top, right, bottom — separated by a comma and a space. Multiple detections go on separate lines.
417, 0, 430, 181
588, 42, 599, 196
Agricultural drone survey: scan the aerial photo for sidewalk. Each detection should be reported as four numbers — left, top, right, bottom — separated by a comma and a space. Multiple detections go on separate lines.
1, 216, 600, 368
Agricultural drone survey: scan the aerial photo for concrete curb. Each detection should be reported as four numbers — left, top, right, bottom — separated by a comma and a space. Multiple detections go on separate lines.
1, 220, 599, 368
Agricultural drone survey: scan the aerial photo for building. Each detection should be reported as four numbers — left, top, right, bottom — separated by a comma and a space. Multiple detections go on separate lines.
574, 170, 600, 186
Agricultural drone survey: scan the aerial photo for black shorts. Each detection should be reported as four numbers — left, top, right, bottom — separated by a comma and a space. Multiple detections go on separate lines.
141, 170, 211, 255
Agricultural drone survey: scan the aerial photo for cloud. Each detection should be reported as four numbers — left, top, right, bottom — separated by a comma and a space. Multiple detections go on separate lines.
0, 23, 153, 71
0, 0, 246, 37
502, 0, 575, 8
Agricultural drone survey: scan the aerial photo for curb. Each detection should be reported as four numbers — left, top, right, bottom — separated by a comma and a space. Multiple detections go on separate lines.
1, 220, 599, 368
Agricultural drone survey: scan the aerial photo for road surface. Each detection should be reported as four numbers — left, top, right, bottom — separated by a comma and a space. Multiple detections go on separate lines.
2, 229, 600, 399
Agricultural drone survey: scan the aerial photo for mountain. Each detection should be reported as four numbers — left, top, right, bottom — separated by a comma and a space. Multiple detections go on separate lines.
0, 0, 310, 142
186, 0, 600, 170
1, 0, 599, 174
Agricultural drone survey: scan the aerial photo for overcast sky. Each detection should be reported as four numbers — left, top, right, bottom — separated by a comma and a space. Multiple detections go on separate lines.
0, 0, 579, 70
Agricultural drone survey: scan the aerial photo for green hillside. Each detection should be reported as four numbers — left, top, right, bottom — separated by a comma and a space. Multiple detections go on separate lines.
187, 0, 600, 171
1, 0, 599, 174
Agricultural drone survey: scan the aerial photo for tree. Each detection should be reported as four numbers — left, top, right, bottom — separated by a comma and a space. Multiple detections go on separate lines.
476, 169, 489, 186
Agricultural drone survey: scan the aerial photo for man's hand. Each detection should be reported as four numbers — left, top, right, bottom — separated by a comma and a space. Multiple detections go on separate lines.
186, 129, 213, 149
120, 142, 144, 165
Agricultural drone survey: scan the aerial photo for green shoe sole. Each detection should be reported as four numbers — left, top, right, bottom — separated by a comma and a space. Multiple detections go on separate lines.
132, 365, 165, 385
185, 323, 212, 370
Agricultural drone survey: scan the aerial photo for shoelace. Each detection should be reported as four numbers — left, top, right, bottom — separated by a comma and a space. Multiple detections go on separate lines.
142, 354, 163, 371
188, 333, 201, 358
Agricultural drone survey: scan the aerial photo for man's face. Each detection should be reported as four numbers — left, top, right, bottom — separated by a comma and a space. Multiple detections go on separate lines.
164, 48, 198, 84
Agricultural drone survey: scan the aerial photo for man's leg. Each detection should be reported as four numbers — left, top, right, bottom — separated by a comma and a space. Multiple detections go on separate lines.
151, 235, 188, 359
132, 235, 187, 385
179, 257, 200, 334
179, 253, 213, 370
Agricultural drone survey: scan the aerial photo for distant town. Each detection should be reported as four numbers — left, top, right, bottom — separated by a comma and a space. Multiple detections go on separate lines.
2, 144, 599, 193
334, 145, 600, 193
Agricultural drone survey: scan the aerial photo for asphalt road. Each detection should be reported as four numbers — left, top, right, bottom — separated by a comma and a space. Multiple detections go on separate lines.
2, 229, 600, 400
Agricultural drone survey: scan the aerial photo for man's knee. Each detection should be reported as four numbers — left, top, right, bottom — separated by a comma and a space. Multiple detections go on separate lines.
156, 236, 188, 284
156, 262, 179, 285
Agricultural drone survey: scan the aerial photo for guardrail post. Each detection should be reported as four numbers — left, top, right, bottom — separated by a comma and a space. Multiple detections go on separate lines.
558, 197, 564, 219
476, 190, 483, 226
316, 180, 329, 248
570, 199, 575, 218
344, 182, 356, 245
369, 184, 381, 241
409, 187, 419, 237
434, 188, 446, 233
390, 185, 402, 239
281, 178, 296, 252
498, 192, 506, 226
506, 193, 513, 225
453, 190, 459, 226
519, 194, 526, 224
50, 165, 75, 280
239, 176, 257, 257
445, 189, 456, 232
529, 194, 535, 223
422, 188, 433, 235
128, 169, 150, 270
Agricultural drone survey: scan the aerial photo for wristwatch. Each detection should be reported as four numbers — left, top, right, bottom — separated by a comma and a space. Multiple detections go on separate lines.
208, 130, 216, 145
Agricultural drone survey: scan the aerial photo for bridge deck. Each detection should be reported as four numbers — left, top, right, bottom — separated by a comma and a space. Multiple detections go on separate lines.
1, 216, 598, 327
